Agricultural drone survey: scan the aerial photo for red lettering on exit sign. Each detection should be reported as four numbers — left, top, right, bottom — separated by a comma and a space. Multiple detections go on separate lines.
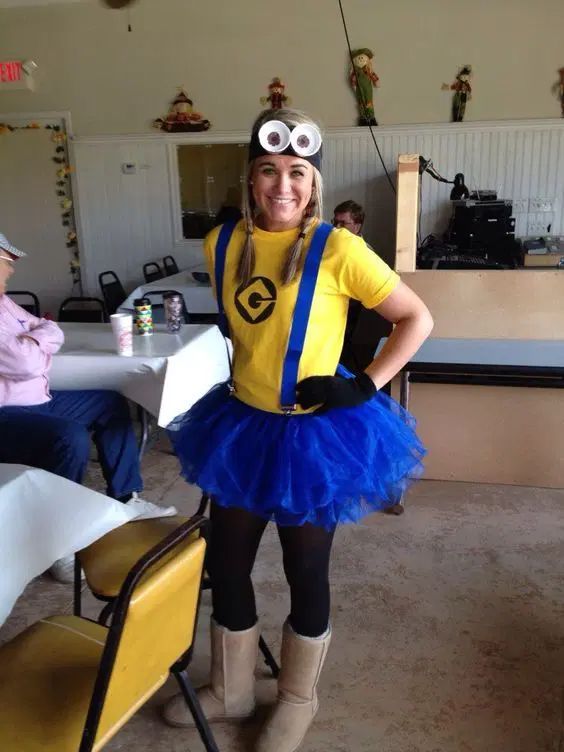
0, 61, 23, 83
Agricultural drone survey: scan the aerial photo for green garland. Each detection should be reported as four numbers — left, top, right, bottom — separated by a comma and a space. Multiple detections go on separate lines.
0, 121, 81, 288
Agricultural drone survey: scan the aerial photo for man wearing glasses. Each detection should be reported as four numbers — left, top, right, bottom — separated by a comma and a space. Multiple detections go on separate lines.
332, 201, 377, 371
332, 199, 368, 242
0, 233, 176, 582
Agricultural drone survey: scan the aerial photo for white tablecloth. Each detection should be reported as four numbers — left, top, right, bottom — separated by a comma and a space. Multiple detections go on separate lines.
376, 337, 564, 367
50, 322, 230, 427
120, 264, 217, 315
0, 464, 139, 626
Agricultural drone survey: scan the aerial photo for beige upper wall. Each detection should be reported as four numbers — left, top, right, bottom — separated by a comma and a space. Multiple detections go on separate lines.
0, 0, 562, 136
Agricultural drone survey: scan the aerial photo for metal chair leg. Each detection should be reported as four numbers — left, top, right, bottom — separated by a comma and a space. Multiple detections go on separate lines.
259, 635, 280, 678
98, 601, 114, 626
197, 492, 210, 516
384, 370, 409, 516
173, 669, 220, 752
73, 554, 82, 617
199, 581, 279, 676
137, 406, 150, 459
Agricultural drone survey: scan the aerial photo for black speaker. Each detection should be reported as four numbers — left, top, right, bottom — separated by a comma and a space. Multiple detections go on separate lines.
448, 200, 515, 255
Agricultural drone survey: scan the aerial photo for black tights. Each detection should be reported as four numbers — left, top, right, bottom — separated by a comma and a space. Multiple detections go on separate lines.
207, 502, 335, 638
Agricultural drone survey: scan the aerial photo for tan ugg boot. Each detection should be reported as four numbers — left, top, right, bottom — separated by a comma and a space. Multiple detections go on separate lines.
256, 621, 331, 752
163, 618, 259, 727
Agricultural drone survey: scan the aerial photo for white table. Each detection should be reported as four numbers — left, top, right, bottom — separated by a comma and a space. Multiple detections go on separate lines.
0, 464, 139, 626
394, 338, 564, 371
384, 338, 564, 409
120, 264, 217, 315
50, 322, 230, 428
376, 336, 564, 513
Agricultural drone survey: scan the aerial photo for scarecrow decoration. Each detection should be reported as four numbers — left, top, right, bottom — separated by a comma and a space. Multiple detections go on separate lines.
552, 67, 564, 118
260, 77, 291, 110
442, 65, 473, 122
153, 89, 211, 132
349, 48, 379, 126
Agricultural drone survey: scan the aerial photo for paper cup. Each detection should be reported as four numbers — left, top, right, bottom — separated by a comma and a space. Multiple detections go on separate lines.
110, 313, 133, 356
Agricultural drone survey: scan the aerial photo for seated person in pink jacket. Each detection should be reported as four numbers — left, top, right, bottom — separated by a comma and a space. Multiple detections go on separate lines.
0, 233, 176, 582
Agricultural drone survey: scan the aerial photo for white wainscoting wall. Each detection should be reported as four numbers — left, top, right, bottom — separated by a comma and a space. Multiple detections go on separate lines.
72, 118, 564, 297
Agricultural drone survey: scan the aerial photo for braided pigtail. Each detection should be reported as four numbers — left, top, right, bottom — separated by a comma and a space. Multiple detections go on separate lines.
281, 200, 318, 285
237, 207, 256, 286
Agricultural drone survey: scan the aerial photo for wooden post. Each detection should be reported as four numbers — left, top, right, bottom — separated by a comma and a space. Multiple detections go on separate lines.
395, 154, 420, 273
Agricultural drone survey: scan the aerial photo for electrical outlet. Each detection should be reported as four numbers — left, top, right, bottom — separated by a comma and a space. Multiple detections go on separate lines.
529, 198, 554, 213
512, 198, 528, 214
527, 217, 554, 235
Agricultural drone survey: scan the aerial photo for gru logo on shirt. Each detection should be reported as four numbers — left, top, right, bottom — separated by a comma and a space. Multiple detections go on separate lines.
234, 276, 277, 323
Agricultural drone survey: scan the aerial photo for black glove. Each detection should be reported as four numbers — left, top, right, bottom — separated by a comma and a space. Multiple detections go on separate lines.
296, 372, 377, 411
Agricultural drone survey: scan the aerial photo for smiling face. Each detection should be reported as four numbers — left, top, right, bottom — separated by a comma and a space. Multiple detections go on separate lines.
251, 154, 314, 232
353, 53, 369, 68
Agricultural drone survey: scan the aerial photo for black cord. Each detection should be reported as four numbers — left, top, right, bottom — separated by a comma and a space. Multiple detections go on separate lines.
336, 0, 396, 195
420, 157, 454, 185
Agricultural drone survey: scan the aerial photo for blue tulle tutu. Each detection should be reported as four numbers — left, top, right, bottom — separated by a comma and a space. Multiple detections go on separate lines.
169, 367, 426, 529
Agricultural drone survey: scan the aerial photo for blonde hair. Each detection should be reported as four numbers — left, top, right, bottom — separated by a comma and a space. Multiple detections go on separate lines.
238, 108, 324, 286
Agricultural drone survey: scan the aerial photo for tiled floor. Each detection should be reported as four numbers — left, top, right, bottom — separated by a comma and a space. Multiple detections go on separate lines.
2, 439, 564, 752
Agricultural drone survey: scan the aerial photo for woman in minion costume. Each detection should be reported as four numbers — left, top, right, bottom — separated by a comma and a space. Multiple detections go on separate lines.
164, 108, 433, 751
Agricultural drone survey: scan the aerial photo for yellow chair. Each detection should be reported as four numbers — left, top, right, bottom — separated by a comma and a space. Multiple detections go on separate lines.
74, 494, 280, 678
0, 514, 220, 752
76, 513, 192, 622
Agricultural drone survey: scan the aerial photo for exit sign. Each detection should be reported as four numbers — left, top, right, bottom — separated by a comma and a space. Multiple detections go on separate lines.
0, 61, 34, 91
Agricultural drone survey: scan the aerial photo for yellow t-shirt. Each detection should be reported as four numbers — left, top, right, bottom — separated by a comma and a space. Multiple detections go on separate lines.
204, 220, 400, 414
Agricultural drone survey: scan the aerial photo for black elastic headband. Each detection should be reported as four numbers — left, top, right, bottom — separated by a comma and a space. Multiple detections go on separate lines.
248, 120, 323, 171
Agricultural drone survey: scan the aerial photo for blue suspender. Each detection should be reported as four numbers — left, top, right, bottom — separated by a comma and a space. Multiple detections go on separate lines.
279, 222, 332, 411
214, 221, 237, 337
214, 220, 333, 413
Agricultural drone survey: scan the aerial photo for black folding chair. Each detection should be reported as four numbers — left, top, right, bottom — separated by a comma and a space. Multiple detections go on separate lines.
163, 255, 180, 276
190, 313, 220, 326
99, 271, 126, 315
58, 297, 107, 323
7, 290, 40, 317
143, 262, 164, 283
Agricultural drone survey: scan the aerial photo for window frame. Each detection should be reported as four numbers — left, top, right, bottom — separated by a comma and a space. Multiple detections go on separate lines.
167, 131, 249, 248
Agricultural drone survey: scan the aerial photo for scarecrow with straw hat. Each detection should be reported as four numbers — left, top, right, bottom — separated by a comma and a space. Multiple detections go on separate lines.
442, 65, 473, 122
260, 77, 291, 110
349, 48, 380, 126
153, 89, 211, 132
